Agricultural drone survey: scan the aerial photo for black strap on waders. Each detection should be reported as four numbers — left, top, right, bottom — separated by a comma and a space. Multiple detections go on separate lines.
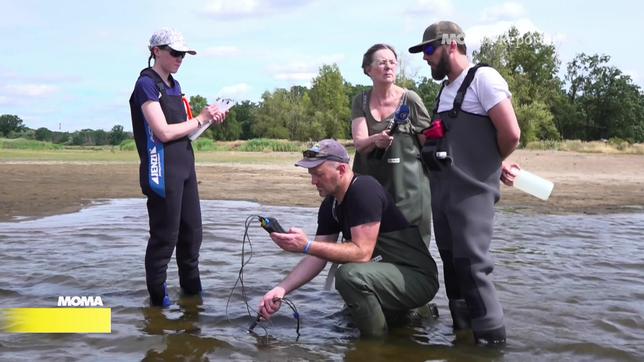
449, 63, 489, 118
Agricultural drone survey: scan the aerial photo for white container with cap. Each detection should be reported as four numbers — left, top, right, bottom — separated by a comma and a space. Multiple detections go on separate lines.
512, 168, 554, 201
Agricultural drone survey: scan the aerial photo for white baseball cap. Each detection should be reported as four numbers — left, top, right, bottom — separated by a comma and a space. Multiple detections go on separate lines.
148, 28, 196, 55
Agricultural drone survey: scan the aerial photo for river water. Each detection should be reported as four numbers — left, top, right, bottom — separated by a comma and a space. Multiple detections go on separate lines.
0, 199, 642, 361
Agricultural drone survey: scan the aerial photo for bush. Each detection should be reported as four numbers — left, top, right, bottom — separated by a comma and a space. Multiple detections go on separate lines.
119, 139, 136, 151
607, 137, 630, 151
117, 138, 303, 153
522, 139, 644, 154
0, 137, 62, 150
193, 138, 223, 151
237, 138, 302, 152
633, 143, 644, 154
559, 139, 584, 152
525, 140, 562, 150
515, 101, 561, 145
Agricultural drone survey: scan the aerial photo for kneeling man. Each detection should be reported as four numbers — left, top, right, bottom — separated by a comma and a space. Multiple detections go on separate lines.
259, 139, 439, 337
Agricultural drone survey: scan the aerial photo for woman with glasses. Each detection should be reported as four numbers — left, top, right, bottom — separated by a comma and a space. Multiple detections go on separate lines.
351, 43, 433, 247
129, 28, 226, 307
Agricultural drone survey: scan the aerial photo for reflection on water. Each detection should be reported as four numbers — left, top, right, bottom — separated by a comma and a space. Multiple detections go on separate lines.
0, 199, 643, 361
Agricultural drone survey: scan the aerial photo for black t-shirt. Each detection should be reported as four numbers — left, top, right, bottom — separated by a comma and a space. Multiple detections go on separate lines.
316, 175, 410, 240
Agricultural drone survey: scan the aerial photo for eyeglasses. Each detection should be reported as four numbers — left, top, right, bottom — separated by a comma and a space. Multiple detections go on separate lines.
159, 46, 186, 59
423, 42, 441, 56
373, 59, 398, 68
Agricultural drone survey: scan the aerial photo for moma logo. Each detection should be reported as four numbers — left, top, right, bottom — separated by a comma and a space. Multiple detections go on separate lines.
57, 296, 104, 307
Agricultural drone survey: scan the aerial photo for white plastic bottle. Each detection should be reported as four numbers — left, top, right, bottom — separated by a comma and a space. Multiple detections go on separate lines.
512, 168, 554, 201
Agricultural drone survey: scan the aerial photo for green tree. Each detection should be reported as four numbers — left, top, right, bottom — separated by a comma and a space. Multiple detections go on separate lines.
52, 131, 69, 144
93, 129, 108, 145
474, 27, 561, 99
550, 91, 582, 140
110, 125, 128, 145
0, 114, 25, 137
345, 82, 371, 110
415, 77, 442, 111
252, 89, 294, 139
473, 27, 562, 142
189, 95, 208, 116
251, 86, 319, 141
234, 100, 259, 140
70, 129, 96, 146
288, 89, 318, 141
70, 131, 85, 146
10, 128, 34, 140
209, 109, 242, 141
397, 56, 421, 92
515, 101, 561, 143
565, 53, 644, 141
308, 64, 350, 139
35, 127, 53, 142
396, 73, 417, 92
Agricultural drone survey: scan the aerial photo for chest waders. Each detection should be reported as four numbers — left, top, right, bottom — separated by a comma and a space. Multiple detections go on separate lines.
421, 64, 506, 343
332, 181, 439, 336
352, 91, 432, 246
129, 68, 203, 306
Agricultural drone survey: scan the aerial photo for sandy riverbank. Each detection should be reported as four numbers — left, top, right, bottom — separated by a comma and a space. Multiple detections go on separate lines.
1, 149, 643, 222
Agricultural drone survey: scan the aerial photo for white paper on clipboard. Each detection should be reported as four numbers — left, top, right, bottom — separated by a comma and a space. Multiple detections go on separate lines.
188, 98, 236, 141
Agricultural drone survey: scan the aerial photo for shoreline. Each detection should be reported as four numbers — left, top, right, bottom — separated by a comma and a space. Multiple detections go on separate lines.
1, 150, 643, 222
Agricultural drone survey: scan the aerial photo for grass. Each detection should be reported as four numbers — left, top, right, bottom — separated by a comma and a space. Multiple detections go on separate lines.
2, 138, 642, 163
525, 139, 644, 154
0, 148, 140, 162
0, 148, 309, 165
0, 138, 314, 164
0, 138, 63, 150
236, 138, 303, 152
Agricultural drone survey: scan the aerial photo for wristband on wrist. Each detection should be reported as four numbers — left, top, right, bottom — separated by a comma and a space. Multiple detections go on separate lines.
303, 239, 313, 254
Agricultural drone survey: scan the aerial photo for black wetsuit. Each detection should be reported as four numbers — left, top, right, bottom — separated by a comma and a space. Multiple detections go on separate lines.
129, 68, 202, 305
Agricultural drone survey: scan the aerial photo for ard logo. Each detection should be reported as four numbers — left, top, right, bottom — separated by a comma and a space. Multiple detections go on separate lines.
57, 296, 104, 307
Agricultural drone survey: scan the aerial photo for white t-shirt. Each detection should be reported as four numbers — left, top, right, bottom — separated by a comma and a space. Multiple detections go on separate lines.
436, 66, 511, 116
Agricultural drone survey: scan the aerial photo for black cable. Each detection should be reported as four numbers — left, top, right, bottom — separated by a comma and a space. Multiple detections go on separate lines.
279, 297, 301, 337
226, 214, 302, 338
248, 296, 301, 337
225, 215, 260, 322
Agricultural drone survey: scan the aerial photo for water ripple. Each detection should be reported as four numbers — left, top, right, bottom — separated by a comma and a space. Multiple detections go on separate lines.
0, 199, 643, 360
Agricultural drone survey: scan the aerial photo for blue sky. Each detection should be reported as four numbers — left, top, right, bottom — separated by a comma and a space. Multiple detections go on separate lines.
1, 0, 641, 132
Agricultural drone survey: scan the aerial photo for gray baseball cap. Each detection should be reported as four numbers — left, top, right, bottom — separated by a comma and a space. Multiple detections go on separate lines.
149, 28, 197, 55
409, 21, 464, 53
295, 139, 350, 168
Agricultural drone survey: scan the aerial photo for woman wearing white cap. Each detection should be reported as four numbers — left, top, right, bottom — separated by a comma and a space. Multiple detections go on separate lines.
129, 28, 226, 307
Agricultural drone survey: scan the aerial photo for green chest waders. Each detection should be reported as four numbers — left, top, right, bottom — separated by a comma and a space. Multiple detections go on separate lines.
421, 64, 506, 342
333, 226, 439, 337
352, 92, 432, 246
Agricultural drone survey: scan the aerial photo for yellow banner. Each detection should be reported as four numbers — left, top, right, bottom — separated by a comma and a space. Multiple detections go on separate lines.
1, 308, 111, 333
